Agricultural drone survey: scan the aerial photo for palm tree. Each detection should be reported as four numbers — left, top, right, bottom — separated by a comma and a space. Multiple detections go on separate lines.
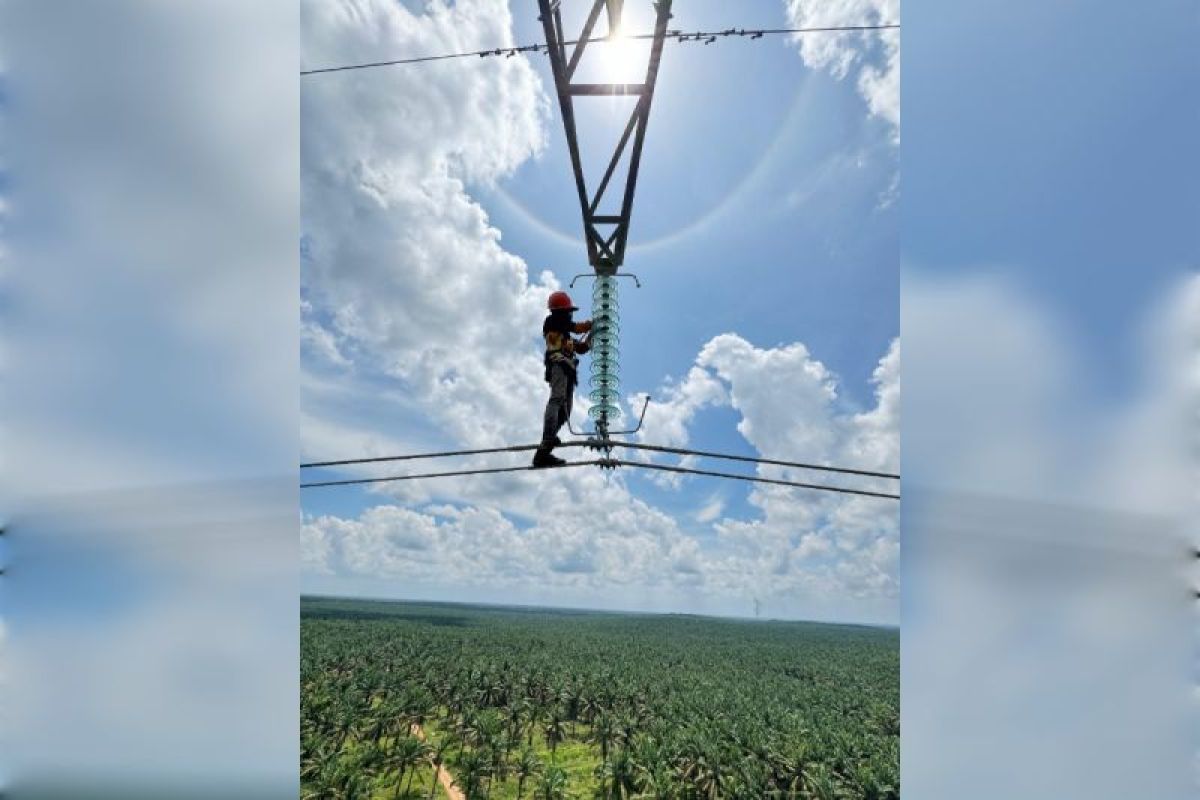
607, 747, 639, 799
679, 750, 723, 800
614, 716, 637, 751
536, 764, 569, 800
301, 601, 899, 800
588, 713, 617, 765
560, 683, 581, 735
490, 730, 512, 783
526, 700, 545, 747
514, 747, 543, 800
579, 692, 600, 726
458, 749, 489, 800
301, 738, 338, 786
329, 764, 372, 800
801, 763, 840, 800
476, 710, 504, 750
455, 712, 476, 760
389, 735, 429, 798
630, 763, 673, 800
506, 701, 526, 752
300, 742, 343, 800
593, 759, 615, 798
330, 704, 357, 752
332, 745, 382, 800
542, 715, 566, 759
427, 737, 454, 800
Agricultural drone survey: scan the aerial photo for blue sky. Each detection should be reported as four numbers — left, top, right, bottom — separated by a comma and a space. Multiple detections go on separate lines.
898, 0, 1199, 593
903, 0, 1198, 403
299, 0, 899, 624
898, 3, 1198, 795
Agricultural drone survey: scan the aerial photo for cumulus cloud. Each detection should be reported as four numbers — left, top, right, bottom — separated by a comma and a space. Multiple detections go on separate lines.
783, 0, 900, 135
303, 331, 902, 610
626, 366, 726, 487
303, 487, 698, 591
642, 334, 899, 475
702, 335, 899, 600
699, 335, 841, 461
632, 365, 727, 448
302, 0, 558, 452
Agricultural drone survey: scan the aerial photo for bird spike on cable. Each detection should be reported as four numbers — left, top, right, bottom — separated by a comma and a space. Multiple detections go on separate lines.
300, 23, 898, 75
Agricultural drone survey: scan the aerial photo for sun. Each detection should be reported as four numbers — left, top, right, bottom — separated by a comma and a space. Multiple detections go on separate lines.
598, 32, 642, 83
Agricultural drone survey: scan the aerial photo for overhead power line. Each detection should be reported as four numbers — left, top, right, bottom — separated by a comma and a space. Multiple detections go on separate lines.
300, 440, 898, 480
302, 444, 543, 470
607, 441, 898, 480
300, 457, 899, 499
619, 461, 899, 500
300, 460, 604, 488
300, 23, 899, 76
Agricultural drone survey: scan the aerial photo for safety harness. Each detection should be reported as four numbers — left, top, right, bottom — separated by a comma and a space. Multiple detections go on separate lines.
543, 312, 582, 386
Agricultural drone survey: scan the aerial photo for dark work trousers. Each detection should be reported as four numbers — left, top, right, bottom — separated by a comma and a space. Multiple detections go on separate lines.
541, 360, 575, 446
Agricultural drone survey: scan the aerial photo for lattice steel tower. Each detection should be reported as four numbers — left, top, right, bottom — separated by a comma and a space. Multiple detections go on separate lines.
537, 0, 672, 440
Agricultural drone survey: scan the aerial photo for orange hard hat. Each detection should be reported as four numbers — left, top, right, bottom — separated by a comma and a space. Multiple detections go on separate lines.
548, 291, 578, 311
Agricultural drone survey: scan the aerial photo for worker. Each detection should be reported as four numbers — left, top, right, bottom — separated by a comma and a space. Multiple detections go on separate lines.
532, 290, 593, 468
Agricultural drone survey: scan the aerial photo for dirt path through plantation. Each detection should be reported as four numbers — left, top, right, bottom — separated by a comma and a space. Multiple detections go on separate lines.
410, 724, 465, 800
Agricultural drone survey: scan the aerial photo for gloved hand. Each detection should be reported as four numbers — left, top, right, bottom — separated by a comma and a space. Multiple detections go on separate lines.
578, 319, 594, 333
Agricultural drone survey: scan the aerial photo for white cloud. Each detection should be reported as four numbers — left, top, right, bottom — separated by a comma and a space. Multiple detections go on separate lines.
633, 365, 727, 448
301, 298, 351, 369
302, 0, 557, 452
303, 489, 700, 591
783, 0, 900, 136
303, 331, 902, 610
845, 337, 900, 470
698, 334, 841, 462
696, 333, 900, 600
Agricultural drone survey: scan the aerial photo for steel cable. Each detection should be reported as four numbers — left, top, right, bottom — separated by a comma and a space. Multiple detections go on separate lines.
608, 460, 899, 500
300, 460, 606, 488
301, 23, 899, 75
302, 440, 898, 480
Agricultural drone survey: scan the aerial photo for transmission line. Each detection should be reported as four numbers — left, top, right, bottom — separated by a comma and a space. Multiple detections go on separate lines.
301, 23, 899, 76
302, 444, 543, 469
300, 456, 898, 499
614, 461, 899, 500
301, 440, 898, 480
606, 441, 898, 480
300, 460, 604, 488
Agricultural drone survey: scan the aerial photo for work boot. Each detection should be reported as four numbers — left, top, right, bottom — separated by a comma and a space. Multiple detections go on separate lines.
531, 449, 566, 468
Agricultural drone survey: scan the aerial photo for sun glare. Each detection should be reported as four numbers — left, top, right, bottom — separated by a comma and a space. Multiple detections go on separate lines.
599, 32, 642, 83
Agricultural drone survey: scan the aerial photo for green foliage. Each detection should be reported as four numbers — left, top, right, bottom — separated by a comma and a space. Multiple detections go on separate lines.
301, 598, 898, 799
